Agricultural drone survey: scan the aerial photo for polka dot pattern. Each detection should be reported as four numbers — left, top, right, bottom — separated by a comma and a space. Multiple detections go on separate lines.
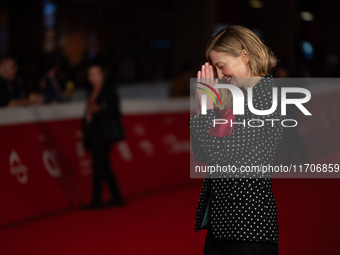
189, 74, 284, 244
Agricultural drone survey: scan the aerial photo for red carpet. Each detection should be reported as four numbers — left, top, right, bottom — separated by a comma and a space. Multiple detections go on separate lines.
0, 185, 206, 255
1, 179, 340, 255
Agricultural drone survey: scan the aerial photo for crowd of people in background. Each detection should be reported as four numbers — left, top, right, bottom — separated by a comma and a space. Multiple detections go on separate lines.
0, 55, 75, 108
0, 45, 173, 108
1, 48, 339, 108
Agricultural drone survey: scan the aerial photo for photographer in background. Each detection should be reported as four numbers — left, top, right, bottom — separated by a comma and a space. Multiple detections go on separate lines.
0, 56, 41, 107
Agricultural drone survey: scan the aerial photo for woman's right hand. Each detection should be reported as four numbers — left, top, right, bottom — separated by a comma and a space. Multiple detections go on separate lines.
85, 103, 99, 122
195, 62, 217, 115
87, 104, 100, 114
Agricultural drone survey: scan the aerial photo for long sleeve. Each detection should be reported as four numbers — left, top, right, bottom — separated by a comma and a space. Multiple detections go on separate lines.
96, 84, 121, 120
189, 109, 216, 163
193, 75, 283, 244
189, 76, 284, 178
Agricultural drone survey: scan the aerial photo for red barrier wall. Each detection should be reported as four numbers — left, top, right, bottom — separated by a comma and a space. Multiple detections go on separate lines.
0, 100, 198, 227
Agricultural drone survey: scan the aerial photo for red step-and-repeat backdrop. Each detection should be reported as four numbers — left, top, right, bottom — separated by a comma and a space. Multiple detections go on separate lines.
2, 85, 340, 228
0, 99, 201, 227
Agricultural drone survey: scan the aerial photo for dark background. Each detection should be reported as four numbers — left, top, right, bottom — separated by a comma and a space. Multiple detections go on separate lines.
1, 0, 340, 94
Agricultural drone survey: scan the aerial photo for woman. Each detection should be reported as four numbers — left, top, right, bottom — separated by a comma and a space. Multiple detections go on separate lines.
82, 63, 125, 209
190, 25, 284, 254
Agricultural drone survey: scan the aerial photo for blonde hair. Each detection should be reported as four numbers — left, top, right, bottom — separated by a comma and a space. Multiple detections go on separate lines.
205, 25, 277, 109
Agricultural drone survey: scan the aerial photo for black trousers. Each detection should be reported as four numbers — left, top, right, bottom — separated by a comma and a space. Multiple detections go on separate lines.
203, 229, 279, 255
90, 139, 123, 204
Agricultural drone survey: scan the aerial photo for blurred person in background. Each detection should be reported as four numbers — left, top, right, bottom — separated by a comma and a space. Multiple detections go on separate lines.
0, 56, 41, 107
82, 63, 125, 209
40, 60, 65, 103
169, 62, 193, 97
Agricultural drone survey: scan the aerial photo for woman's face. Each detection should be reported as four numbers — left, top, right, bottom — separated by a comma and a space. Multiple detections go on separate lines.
88, 66, 104, 87
209, 50, 253, 88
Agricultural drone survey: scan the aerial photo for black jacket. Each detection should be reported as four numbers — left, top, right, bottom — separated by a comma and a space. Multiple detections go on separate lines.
82, 82, 123, 148
90, 83, 121, 124
0, 76, 24, 107
189, 74, 284, 244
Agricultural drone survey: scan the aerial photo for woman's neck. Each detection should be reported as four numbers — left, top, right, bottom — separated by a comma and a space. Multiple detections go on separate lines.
244, 76, 262, 89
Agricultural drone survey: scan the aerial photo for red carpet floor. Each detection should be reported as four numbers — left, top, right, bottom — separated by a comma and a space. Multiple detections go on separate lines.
1, 179, 340, 255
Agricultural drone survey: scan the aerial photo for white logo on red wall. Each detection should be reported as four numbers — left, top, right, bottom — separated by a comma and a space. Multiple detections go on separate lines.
42, 150, 61, 178
9, 150, 28, 184
134, 123, 146, 136
75, 130, 91, 175
163, 134, 190, 153
139, 140, 154, 156
117, 141, 133, 161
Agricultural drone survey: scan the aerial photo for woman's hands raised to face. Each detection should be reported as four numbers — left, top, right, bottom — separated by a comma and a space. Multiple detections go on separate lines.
198, 62, 215, 80
195, 62, 218, 115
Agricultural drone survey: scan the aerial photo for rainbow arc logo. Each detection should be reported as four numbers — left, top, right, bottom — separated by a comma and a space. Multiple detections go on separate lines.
197, 82, 222, 106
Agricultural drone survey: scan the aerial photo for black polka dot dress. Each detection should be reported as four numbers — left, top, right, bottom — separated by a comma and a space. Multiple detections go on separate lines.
189, 74, 284, 244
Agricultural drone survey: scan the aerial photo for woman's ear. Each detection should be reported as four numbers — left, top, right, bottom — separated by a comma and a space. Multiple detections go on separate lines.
241, 49, 249, 64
